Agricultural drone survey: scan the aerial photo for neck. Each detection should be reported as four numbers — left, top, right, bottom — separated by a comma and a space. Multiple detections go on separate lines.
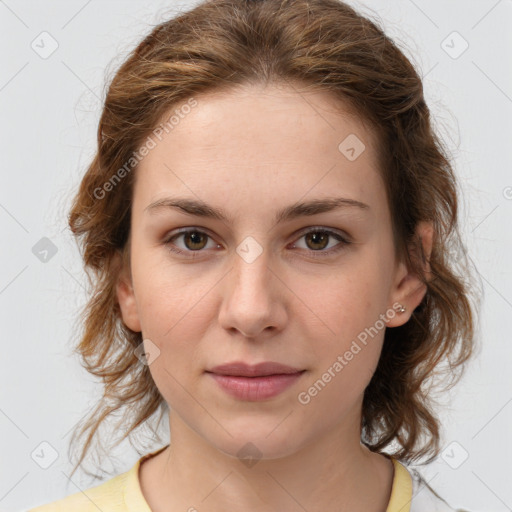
140, 410, 394, 512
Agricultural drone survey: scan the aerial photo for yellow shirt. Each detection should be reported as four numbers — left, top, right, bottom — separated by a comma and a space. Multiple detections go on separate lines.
26, 445, 451, 512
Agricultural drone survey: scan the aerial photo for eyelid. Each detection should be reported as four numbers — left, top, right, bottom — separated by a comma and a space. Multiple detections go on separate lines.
163, 225, 352, 258
163, 226, 221, 253
296, 226, 351, 241
288, 226, 351, 259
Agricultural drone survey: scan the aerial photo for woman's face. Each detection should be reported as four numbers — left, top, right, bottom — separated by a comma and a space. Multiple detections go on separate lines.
117, 82, 425, 460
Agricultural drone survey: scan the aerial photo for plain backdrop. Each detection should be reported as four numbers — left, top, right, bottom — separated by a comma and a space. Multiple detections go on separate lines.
1, 1, 511, 511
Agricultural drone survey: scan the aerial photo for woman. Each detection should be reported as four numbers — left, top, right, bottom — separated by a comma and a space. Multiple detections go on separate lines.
28, 0, 479, 510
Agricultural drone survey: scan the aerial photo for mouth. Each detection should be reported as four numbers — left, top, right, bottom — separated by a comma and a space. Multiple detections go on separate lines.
206, 361, 305, 377
205, 361, 306, 401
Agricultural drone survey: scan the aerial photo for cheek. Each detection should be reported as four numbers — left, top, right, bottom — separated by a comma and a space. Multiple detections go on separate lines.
131, 247, 211, 338
130, 276, 204, 406
130, 249, 216, 376
302, 267, 386, 344
297, 318, 385, 424
136, 291, 208, 414
297, 263, 390, 392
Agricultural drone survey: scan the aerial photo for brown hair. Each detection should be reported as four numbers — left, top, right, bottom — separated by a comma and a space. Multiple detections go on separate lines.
67, 0, 480, 478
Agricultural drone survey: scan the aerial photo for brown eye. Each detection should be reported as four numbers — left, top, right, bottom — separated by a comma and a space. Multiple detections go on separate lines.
304, 231, 330, 251
164, 228, 218, 257
182, 231, 209, 250
291, 228, 351, 259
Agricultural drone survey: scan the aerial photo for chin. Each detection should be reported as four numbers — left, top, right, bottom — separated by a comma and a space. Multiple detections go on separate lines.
206, 420, 305, 462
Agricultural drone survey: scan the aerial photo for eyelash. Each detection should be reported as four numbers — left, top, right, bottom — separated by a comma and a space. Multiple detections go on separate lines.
162, 227, 351, 259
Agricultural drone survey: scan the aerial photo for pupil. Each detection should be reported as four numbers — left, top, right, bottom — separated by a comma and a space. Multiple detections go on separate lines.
187, 232, 205, 250
308, 232, 327, 250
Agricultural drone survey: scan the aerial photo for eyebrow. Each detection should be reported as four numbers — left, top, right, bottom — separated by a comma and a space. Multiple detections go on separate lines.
144, 196, 370, 225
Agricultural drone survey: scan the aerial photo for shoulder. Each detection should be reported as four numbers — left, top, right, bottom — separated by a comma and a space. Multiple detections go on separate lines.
408, 467, 472, 512
26, 469, 130, 512
26, 446, 168, 512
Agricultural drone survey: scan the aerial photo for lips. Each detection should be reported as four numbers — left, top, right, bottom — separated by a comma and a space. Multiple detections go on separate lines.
206, 361, 306, 401
207, 361, 304, 377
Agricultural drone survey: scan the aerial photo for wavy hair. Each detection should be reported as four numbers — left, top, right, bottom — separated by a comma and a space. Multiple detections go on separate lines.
66, 0, 480, 478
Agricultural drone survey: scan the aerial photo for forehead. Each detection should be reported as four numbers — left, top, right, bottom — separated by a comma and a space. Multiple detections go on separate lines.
134, 82, 385, 218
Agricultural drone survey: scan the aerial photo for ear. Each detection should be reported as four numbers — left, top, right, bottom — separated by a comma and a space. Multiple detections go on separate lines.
114, 250, 142, 332
386, 220, 434, 327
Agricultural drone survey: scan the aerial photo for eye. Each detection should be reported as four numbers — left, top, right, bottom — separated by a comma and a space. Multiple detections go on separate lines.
290, 227, 351, 258
163, 227, 351, 259
163, 228, 220, 258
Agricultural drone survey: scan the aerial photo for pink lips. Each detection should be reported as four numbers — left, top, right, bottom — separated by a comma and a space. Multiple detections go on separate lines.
206, 361, 306, 401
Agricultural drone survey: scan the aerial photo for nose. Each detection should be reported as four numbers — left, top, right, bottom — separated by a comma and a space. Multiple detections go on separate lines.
217, 247, 287, 339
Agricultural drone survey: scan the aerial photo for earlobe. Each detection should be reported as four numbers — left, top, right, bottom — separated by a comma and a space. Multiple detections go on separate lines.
386, 220, 434, 328
115, 251, 142, 333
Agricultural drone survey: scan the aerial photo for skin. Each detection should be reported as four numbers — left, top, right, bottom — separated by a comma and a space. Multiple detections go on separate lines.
116, 81, 433, 512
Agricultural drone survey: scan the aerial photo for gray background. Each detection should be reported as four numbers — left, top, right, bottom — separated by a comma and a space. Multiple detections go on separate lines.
1, 1, 511, 511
